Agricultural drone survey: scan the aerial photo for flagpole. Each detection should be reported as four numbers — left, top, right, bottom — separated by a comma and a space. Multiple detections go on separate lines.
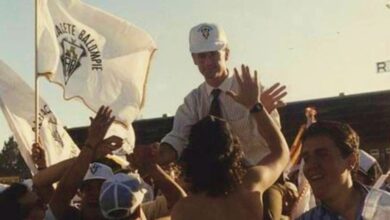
35, 0, 40, 143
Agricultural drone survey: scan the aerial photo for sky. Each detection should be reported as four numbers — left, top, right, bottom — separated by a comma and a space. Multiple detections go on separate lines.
1, 0, 390, 146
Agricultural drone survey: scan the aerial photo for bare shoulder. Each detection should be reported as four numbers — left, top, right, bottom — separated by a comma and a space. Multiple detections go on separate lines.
241, 166, 266, 192
234, 190, 264, 219
173, 192, 263, 220
235, 189, 263, 206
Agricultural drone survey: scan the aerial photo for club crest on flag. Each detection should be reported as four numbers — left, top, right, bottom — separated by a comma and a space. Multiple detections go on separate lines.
60, 38, 87, 85
54, 22, 104, 85
33, 104, 65, 148
32, 104, 52, 132
198, 25, 213, 39
47, 116, 64, 148
38, 0, 157, 155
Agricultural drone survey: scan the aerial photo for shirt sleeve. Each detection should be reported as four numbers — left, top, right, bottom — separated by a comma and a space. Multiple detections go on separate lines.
44, 207, 56, 220
161, 91, 199, 157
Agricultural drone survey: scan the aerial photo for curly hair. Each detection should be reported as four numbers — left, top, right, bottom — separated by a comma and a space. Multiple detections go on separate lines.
180, 116, 246, 197
302, 121, 360, 173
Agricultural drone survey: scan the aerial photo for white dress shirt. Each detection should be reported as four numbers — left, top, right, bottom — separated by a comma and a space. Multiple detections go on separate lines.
162, 74, 281, 165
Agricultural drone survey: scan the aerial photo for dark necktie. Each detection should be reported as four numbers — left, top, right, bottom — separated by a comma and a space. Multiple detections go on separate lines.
209, 89, 222, 117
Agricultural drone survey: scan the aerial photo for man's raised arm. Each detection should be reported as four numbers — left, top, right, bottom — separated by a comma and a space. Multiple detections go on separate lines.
226, 65, 289, 192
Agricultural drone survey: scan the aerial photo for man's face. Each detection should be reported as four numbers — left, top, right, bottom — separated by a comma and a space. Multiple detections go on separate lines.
192, 49, 229, 80
302, 135, 355, 201
81, 179, 105, 209
18, 190, 46, 220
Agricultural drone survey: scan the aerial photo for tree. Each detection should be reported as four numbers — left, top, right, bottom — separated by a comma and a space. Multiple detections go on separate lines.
0, 137, 31, 179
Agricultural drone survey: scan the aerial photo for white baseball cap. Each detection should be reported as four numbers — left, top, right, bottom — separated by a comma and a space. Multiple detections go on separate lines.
189, 23, 228, 53
83, 162, 114, 182
99, 173, 147, 219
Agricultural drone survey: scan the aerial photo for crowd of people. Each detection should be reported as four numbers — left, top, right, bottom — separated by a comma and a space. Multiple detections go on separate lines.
0, 22, 389, 220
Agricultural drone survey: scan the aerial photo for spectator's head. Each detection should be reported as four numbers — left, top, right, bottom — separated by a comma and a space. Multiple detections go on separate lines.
99, 173, 147, 219
356, 149, 383, 185
181, 116, 246, 197
189, 23, 230, 81
301, 121, 359, 201
0, 183, 46, 220
80, 162, 114, 215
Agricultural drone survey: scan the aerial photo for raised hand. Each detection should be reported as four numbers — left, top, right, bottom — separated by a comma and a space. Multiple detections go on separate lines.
260, 83, 287, 113
226, 64, 259, 109
85, 106, 115, 150
31, 143, 47, 170
95, 135, 123, 159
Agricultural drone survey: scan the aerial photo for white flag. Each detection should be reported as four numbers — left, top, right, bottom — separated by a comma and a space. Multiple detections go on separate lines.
0, 60, 80, 174
37, 0, 157, 127
362, 187, 390, 220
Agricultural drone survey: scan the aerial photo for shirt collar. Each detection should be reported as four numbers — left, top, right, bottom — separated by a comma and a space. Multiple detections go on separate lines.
318, 181, 368, 220
205, 71, 233, 96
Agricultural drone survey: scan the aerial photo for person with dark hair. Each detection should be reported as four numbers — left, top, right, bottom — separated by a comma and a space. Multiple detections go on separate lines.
171, 65, 290, 220
0, 183, 46, 220
297, 121, 384, 219
180, 116, 246, 196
